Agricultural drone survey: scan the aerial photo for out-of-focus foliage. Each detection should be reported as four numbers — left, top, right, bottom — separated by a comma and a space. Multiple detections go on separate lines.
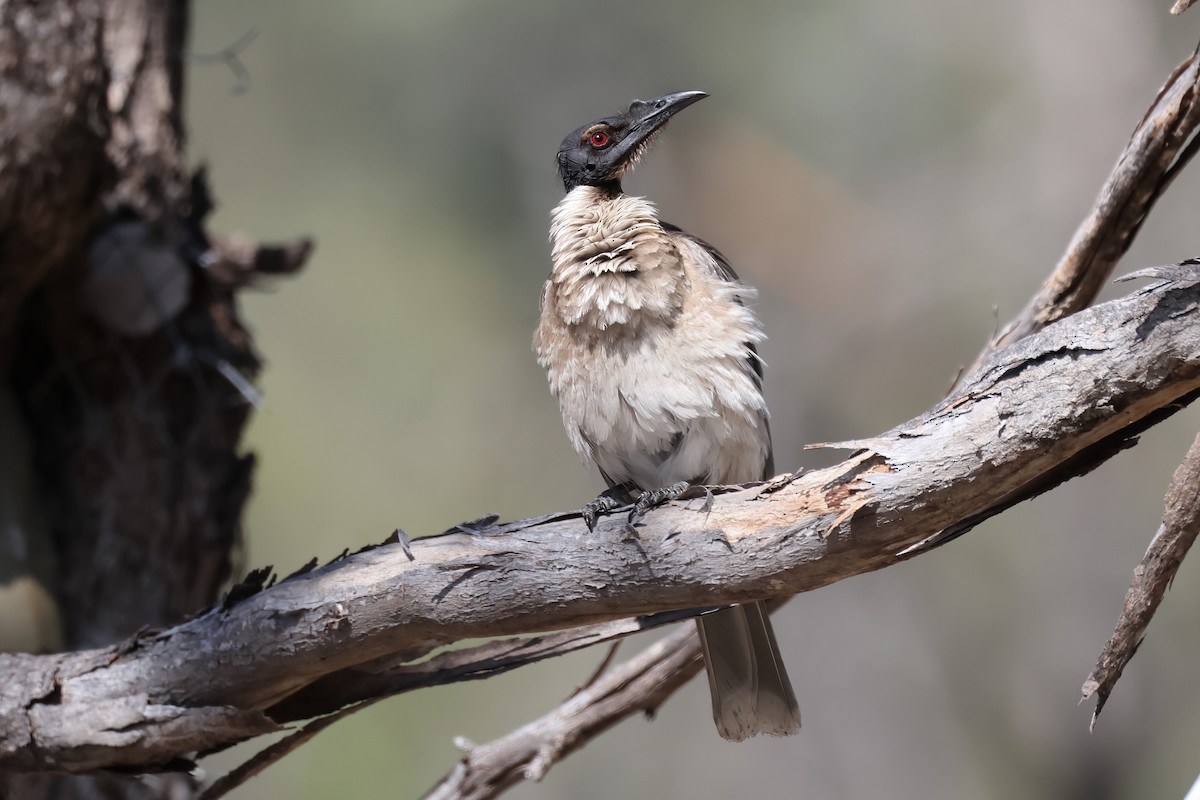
184, 2, 1200, 797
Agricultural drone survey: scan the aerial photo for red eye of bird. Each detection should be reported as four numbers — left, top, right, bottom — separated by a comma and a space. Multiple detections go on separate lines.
589, 131, 610, 148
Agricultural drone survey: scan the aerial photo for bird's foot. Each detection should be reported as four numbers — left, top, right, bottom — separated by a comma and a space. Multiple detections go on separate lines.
583, 485, 635, 531
629, 480, 691, 525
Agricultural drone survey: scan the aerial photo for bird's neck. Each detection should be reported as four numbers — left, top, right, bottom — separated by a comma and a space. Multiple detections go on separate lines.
549, 186, 657, 269
562, 176, 622, 194
547, 186, 686, 332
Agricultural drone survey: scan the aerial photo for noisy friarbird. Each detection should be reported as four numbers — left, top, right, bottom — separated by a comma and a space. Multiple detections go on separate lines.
534, 91, 800, 741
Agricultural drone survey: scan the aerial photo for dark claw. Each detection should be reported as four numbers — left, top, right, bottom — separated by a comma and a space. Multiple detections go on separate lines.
583, 493, 627, 531
583, 484, 639, 530
628, 480, 691, 525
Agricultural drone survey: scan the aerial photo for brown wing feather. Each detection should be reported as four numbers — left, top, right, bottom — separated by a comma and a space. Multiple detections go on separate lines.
660, 220, 773, 479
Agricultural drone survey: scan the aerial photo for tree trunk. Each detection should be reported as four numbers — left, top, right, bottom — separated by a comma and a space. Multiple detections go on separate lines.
0, 1, 301, 797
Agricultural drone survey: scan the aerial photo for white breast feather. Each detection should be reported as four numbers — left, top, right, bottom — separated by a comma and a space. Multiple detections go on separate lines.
536, 187, 770, 488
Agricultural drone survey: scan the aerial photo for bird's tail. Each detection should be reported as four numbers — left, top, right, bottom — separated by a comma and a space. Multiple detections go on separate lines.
696, 601, 800, 741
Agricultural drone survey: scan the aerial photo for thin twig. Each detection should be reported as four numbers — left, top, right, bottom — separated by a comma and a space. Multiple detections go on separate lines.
1082, 431, 1200, 727
199, 702, 377, 800
422, 625, 705, 800
190, 26, 259, 95
570, 641, 622, 699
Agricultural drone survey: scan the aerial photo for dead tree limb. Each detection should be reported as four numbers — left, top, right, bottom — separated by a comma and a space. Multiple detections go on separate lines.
423, 624, 704, 800
962, 44, 1200, 377
1082, 424, 1200, 725
3, 265, 1200, 776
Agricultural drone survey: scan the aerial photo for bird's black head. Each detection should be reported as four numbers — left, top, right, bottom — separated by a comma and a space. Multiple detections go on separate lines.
556, 90, 708, 193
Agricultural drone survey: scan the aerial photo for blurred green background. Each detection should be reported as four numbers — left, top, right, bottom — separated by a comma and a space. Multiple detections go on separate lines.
182, 1, 1200, 798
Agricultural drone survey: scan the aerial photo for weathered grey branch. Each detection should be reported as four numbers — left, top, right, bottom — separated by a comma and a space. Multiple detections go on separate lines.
424, 624, 704, 800
962, 45, 1200, 378
3, 266, 1200, 776
1082, 427, 1200, 725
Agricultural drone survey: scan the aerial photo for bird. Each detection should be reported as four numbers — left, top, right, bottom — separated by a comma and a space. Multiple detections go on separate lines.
534, 90, 800, 741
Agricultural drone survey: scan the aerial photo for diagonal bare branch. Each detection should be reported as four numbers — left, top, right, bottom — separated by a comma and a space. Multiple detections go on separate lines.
423, 624, 705, 800
419, 594, 791, 800
961, 45, 1200, 380
1082, 430, 1200, 726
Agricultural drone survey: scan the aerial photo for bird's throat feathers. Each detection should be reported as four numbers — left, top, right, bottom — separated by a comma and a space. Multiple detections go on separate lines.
548, 186, 685, 332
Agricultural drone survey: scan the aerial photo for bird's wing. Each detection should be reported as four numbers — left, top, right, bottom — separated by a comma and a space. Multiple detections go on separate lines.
659, 219, 741, 281
659, 220, 774, 480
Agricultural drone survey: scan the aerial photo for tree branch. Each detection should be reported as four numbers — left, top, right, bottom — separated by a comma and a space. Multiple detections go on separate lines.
266, 610, 701, 723
423, 623, 705, 800
1082, 427, 1200, 726
962, 44, 1200, 377
3, 264, 1200, 774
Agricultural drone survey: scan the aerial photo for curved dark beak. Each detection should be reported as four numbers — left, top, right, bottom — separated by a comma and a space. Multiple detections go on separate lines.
612, 90, 708, 165
628, 90, 708, 133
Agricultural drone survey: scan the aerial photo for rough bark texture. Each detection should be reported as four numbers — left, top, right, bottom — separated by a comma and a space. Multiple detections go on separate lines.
0, 1, 307, 798
1082, 427, 1200, 724
962, 45, 1200, 377
2, 268, 1199, 775
0, 0, 110, 345
7, 0, 244, 653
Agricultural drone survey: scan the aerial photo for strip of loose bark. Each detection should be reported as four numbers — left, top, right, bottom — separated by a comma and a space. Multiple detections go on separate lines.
4, 267, 1200, 773
961, 44, 1200, 379
205, 609, 716, 798
1082, 430, 1200, 727
265, 609, 704, 723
